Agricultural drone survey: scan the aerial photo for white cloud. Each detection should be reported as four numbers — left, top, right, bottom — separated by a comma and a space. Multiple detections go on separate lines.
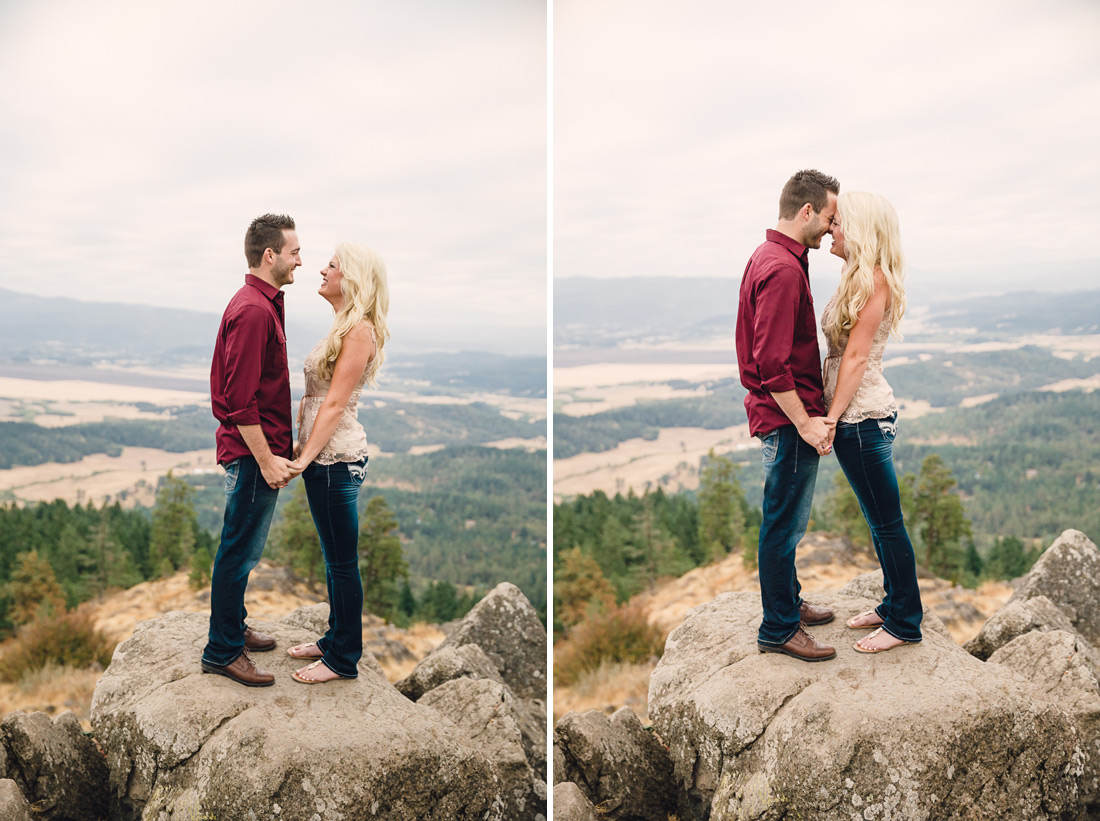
555, 0, 1100, 294
0, 0, 546, 354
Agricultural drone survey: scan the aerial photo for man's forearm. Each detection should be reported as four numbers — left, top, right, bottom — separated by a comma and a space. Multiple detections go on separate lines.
237, 424, 276, 466
770, 390, 810, 428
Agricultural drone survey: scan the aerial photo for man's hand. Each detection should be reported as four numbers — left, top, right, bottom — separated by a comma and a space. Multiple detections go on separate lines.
798, 416, 833, 453
259, 456, 295, 489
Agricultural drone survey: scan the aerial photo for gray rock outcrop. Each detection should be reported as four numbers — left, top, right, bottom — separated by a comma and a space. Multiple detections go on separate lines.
1007, 529, 1100, 644
0, 779, 33, 821
90, 610, 504, 820
397, 643, 505, 701
397, 582, 548, 820
434, 581, 548, 701
964, 594, 1076, 660
0, 710, 109, 821
988, 629, 1100, 806
553, 781, 598, 821
553, 707, 676, 821
649, 591, 1085, 820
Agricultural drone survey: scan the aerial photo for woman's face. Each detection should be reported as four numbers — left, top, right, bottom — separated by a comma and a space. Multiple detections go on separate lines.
829, 215, 847, 261
319, 254, 344, 303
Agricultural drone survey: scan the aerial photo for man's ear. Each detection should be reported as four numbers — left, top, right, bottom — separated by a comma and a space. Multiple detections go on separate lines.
801, 203, 813, 222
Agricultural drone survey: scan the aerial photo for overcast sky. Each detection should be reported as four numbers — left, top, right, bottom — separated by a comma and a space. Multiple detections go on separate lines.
0, 0, 546, 354
555, 0, 1100, 300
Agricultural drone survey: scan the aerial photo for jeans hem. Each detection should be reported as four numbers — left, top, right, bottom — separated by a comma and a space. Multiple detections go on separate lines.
201, 649, 244, 668
321, 658, 359, 679
757, 624, 801, 646
880, 625, 924, 642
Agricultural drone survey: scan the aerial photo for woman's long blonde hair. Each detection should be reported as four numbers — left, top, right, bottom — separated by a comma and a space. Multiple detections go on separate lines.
823, 191, 906, 344
315, 242, 390, 386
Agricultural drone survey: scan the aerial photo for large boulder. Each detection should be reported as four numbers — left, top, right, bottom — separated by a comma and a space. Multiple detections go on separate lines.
421, 678, 546, 820
90, 610, 504, 820
553, 782, 598, 821
435, 582, 547, 701
0, 710, 109, 821
964, 595, 1077, 661
1008, 529, 1100, 644
397, 643, 505, 701
397, 583, 549, 820
553, 707, 676, 821
989, 629, 1100, 808
649, 591, 1085, 820
0, 779, 33, 821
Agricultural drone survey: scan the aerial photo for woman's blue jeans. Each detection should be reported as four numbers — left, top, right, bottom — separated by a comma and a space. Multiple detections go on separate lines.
832, 414, 923, 642
757, 424, 820, 646
203, 456, 280, 667
301, 457, 368, 678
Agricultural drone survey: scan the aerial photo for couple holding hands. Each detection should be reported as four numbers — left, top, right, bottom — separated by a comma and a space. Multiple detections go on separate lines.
201, 214, 389, 686
738, 170, 922, 662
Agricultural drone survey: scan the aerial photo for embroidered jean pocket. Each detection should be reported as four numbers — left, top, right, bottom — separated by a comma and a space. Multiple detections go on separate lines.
760, 431, 779, 465
223, 459, 241, 493
347, 458, 369, 485
877, 417, 898, 441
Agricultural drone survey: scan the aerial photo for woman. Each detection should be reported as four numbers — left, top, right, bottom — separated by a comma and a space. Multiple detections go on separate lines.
287, 242, 389, 683
821, 191, 922, 654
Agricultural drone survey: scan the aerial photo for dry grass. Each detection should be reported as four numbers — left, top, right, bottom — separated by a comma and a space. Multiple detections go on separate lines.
0, 665, 101, 730
553, 424, 756, 500
553, 660, 657, 724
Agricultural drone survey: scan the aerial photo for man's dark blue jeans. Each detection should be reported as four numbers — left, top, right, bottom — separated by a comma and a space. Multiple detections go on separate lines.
832, 413, 923, 642
301, 456, 368, 678
203, 456, 280, 667
756, 424, 820, 646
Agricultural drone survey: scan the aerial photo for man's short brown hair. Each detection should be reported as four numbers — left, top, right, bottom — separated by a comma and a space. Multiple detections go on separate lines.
778, 170, 839, 220
245, 214, 296, 269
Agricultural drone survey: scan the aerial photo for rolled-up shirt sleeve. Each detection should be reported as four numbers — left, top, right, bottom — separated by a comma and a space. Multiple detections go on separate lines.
219, 305, 268, 426
751, 264, 800, 393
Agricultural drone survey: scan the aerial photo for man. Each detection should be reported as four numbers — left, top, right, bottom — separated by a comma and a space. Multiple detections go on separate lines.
736, 170, 839, 662
201, 214, 302, 686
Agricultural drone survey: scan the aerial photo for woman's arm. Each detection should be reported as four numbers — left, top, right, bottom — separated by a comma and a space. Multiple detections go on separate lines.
826, 269, 889, 425
296, 323, 376, 466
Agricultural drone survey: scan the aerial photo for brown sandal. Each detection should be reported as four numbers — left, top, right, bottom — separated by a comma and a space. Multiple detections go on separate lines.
287, 641, 323, 660
853, 627, 913, 654
846, 610, 885, 629
291, 660, 350, 684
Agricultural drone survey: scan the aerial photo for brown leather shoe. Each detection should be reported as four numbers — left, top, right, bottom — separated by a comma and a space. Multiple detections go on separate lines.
244, 626, 276, 652
799, 601, 835, 626
758, 625, 836, 662
201, 651, 275, 687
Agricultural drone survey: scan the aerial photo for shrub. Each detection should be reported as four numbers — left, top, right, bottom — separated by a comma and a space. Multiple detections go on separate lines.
554, 604, 665, 686
1, 612, 117, 682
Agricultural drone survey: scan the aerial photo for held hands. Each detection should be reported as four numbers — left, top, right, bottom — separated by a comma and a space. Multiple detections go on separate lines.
798, 417, 836, 456
260, 456, 305, 489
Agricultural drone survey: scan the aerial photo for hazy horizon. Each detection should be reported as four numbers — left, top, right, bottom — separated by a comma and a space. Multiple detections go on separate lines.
555, 1, 1100, 296
0, 1, 547, 356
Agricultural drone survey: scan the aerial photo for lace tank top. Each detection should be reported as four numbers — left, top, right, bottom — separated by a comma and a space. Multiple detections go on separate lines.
821, 290, 897, 423
297, 326, 375, 465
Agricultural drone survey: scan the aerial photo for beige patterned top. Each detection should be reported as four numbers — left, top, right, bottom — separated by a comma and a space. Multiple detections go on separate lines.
821, 289, 897, 423
297, 325, 375, 465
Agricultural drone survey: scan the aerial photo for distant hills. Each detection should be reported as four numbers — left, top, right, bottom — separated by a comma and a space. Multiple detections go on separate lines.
555, 278, 1100, 348
0, 288, 546, 397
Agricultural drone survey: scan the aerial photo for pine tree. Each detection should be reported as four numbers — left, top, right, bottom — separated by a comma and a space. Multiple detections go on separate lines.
555, 546, 617, 630
359, 496, 408, 621
634, 498, 690, 590
150, 472, 197, 576
89, 507, 140, 594
189, 546, 213, 591
267, 482, 324, 589
697, 449, 747, 561
7, 551, 67, 626
914, 454, 971, 579
825, 470, 871, 549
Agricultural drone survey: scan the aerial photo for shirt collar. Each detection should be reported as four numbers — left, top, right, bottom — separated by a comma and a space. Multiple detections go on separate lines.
245, 273, 283, 303
765, 229, 809, 267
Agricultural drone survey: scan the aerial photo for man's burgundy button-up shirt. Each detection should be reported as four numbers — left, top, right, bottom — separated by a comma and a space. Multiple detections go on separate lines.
736, 229, 826, 437
209, 275, 293, 465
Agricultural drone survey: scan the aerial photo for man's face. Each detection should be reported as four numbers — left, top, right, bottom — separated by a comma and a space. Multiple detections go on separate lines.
269, 230, 302, 287
803, 191, 838, 249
